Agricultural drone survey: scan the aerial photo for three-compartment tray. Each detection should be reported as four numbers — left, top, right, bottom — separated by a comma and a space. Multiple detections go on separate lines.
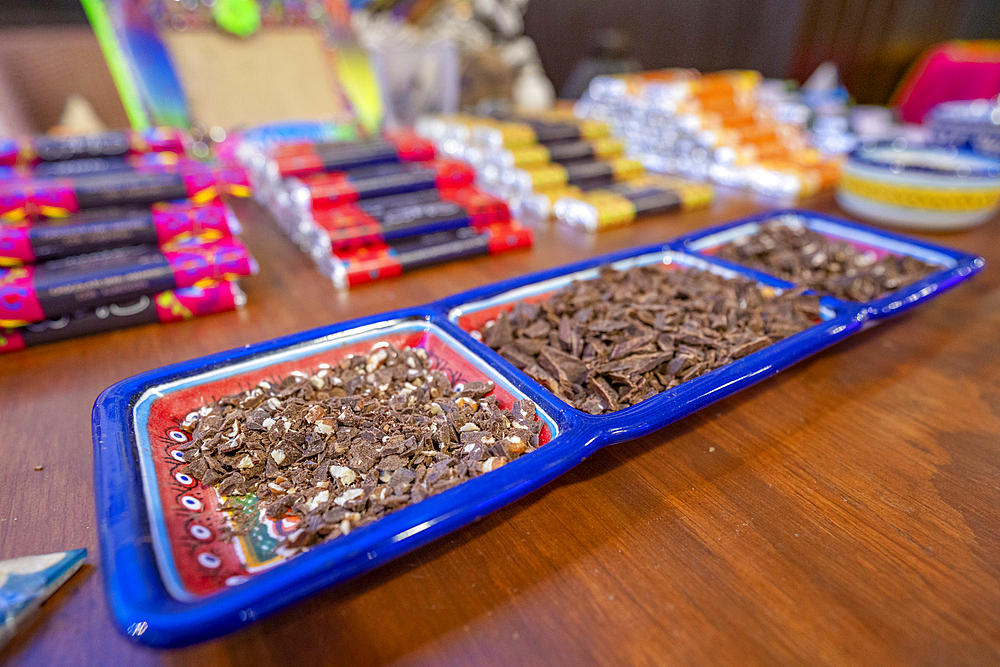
93, 209, 985, 647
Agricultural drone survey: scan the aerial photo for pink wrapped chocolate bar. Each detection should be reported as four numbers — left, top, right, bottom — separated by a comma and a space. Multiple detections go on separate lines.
3, 128, 188, 166
0, 235, 256, 327
0, 279, 245, 354
0, 164, 251, 219
0, 200, 239, 266
0, 139, 19, 168
26, 152, 200, 180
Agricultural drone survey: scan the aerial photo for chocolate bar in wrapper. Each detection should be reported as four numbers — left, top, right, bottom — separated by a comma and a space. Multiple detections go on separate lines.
0, 200, 238, 266
0, 165, 250, 220
0, 236, 256, 326
556, 175, 715, 230
487, 137, 625, 170
27, 153, 197, 180
507, 158, 644, 198
309, 186, 509, 253
5, 128, 187, 165
315, 222, 532, 288
266, 131, 435, 181
473, 118, 611, 150
281, 160, 475, 242
0, 279, 245, 353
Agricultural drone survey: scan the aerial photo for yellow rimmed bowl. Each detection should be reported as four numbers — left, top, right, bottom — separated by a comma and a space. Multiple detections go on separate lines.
836, 140, 1000, 230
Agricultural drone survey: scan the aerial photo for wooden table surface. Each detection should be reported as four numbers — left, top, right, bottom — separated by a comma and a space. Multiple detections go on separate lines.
2, 190, 998, 666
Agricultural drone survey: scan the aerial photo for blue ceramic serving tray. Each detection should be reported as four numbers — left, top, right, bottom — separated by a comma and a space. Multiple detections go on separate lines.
93, 209, 983, 647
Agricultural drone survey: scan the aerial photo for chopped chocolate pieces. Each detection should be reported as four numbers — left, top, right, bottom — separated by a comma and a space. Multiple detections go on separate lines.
177, 344, 543, 553
715, 218, 940, 302
480, 264, 820, 414
538, 345, 589, 385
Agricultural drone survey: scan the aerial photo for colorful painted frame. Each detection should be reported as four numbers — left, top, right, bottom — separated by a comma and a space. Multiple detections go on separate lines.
93, 209, 984, 647
81, 0, 378, 131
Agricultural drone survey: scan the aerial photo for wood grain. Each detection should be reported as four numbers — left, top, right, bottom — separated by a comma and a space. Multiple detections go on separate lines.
2, 189, 998, 666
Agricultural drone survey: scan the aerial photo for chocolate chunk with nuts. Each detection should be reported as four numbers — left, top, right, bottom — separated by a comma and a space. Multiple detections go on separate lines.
176, 343, 544, 553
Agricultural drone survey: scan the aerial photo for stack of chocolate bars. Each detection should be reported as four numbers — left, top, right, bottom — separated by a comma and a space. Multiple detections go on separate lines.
415, 112, 714, 231
245, 130, 533, 288
574, 69, 842, 198
0, 129, 256, 353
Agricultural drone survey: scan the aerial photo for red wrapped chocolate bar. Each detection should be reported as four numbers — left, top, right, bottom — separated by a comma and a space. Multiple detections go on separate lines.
267, 130, 435, 181
310, 186, 509, 253
315, 222, 532, 287
288, 159, 475, 211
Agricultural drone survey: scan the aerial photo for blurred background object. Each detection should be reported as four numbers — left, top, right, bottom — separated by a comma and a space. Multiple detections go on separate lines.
560, 28, 641, 100
352, 9, 461, 127
0, 22, 129, 135
353, 0, 554, 119
523, 0, 1000, 105
0, 0, 997, 135
927, 97, 1000, 159
52, 94, 109, 135
891, 40, 1000, 123
77, 0, 367, 131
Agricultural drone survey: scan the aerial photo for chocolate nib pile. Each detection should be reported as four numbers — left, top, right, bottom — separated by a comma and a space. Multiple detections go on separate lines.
715, 218, 940, 302
480, 264, 820, 414
177, 344, 543, 550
